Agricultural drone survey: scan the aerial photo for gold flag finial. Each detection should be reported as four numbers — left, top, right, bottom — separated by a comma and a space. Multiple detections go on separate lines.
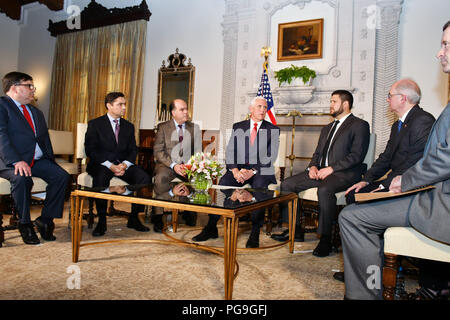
261, 46, 272, 72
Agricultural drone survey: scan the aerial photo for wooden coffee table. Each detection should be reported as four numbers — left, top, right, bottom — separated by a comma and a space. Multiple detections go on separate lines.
70, 184, 298, 300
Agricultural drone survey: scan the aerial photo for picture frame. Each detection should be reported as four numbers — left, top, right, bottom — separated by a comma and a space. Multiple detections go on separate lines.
277, 18, 324, 61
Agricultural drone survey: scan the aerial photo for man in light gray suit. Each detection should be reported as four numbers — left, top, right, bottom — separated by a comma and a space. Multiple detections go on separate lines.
338, 21, 450, 300
153, 99, 202, 231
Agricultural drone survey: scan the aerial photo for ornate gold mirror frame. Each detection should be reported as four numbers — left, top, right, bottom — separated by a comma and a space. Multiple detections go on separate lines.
156, 49, 195, 124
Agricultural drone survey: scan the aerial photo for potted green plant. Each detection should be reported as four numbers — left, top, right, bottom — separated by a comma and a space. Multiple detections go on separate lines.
274, 64, 316, 86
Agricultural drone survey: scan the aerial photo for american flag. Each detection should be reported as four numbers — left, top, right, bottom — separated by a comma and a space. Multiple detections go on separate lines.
257, 69, 277, 125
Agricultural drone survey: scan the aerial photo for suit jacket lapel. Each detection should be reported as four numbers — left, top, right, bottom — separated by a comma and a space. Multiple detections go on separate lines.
391, 105, 418, 152
102, 114, 117, 144
4, 97, 35, 135
328, 114, 354, 151
185, 121, 194, 154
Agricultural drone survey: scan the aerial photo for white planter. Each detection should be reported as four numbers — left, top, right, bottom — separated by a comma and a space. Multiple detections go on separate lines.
274, 85, 315, 105
279, 78, 312, 87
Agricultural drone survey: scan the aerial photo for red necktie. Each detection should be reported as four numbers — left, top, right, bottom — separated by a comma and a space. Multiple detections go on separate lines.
21, 105, 35, 167
250, 122, 258, 145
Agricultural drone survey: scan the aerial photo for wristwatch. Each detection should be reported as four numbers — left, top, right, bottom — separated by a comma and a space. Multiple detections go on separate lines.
251, 168, 258, 175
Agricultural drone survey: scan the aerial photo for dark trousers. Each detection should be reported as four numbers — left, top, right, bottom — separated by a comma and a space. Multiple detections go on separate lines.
0, 159, 70, 224
345, 181, 381, 204
90, 165, 150, 217
207, 171, 273, 229
280, 170, 360, 236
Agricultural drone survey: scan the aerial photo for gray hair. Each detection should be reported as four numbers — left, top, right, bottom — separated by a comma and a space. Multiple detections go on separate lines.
250, 96, 267, 106
394, 79, 421, 105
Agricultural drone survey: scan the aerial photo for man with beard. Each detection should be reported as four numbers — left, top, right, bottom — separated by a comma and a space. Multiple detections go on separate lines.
271, 90, 370, 257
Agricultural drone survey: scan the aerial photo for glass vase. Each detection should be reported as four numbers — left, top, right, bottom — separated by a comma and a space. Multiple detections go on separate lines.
190, 174, 212, 192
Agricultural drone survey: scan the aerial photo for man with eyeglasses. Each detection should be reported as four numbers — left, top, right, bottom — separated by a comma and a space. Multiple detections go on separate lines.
344, 79, 435, 203
0, 71, 70, 245
331, 79, 435, 283
337, 21, 450, 300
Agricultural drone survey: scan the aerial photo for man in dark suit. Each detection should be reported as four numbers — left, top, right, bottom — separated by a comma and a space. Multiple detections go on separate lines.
85, 92, 151, 237
338, 21, 450, 300
345, 79, 435, 201
192, 96, 280, 248
271, 90, 370, 257
0, 72, 69, 245
153, 99, 202, 231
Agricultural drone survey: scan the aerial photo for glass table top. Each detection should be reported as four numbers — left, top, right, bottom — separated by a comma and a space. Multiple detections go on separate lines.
76, 182, 294, 210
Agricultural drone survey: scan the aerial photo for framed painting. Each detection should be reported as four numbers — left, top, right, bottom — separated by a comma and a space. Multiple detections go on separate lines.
277, 18, 323, 61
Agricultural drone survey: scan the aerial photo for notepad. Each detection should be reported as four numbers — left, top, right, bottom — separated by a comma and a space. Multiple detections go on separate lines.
354, 185, 435, 203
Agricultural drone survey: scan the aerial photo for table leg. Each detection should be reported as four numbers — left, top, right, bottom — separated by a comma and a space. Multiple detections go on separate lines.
172, 209, 178, 233
289, 198, 298, 253
223, 216, 239, 300
72, 196, 83, 263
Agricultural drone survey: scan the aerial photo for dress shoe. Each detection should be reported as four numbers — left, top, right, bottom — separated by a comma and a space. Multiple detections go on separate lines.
127, 215, 150, 232
246, 228, 260, 248
182, 212, 197, 227
92, 219, 107, 237
192, 226, 218, 242
270, 228, 305, 242
18, 223, 40, 245
333, 271, 345, 283
313, 236, 332, 257
34, 217, 56, 241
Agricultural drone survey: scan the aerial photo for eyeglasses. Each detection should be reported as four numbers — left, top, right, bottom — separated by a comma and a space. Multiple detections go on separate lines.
14, 83, 36, 91
387, 92, 402, 99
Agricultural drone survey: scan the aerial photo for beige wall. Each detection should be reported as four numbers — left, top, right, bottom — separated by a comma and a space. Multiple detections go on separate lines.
0, 14, 20, 95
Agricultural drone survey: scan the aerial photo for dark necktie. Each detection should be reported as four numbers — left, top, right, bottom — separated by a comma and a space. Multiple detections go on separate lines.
113, 119, 120, 143
320, 120, 340, 168
397, 120, 403, 133
21, 105, 35, 167
178, 124, 183, 157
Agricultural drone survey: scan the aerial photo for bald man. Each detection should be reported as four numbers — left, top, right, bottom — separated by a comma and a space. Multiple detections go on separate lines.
153, 99, 202, 232
345, 79, 435, 203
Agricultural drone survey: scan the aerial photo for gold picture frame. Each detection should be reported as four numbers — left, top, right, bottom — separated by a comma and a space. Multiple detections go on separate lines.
277, 18, 323, 61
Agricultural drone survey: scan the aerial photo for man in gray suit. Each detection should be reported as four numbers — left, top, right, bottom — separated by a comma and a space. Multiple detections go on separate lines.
153, 99, 202, 231
338, 21, 450, 300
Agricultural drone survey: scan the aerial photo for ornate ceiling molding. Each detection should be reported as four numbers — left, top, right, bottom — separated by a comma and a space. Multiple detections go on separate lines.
0, 0, 63, 20
47, 0, 151, 37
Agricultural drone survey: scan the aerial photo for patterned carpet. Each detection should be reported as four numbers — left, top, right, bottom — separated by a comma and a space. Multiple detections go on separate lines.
1, 201, 348, 300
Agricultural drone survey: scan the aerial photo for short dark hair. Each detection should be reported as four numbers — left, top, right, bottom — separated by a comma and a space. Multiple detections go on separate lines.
104, 92, 125, 108
2, 71, 33, 94
331, 90, 354, 109
169, 100, 176, 115
444, 21, 450, 32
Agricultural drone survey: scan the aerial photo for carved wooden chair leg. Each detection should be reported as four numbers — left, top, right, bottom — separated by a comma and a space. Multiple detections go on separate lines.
264, 207, 272, 234
86, 198, 95, 228
382, 253, 398, 300
0, 211, 4, 247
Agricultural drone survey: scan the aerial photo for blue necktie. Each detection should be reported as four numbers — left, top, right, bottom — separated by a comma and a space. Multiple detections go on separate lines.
397, 120, 403, 133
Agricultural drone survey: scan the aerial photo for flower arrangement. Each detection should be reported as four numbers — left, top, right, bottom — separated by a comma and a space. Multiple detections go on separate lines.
183, 152, 223, 190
